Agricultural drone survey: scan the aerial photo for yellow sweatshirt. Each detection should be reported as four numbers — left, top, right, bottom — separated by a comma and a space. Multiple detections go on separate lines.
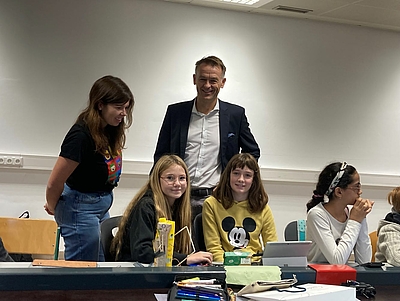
202, 196, 277, 262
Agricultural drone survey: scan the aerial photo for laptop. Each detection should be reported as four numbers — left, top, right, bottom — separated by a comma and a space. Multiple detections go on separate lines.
262, 241, 312, 267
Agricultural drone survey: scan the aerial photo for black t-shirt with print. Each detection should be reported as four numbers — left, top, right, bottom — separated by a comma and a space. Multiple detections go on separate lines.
60, 121, 122, 193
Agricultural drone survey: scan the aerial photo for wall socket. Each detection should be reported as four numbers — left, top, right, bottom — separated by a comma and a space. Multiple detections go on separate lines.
0, 156, 23, 167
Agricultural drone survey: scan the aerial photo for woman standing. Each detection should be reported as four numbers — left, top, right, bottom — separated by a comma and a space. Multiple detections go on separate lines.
45, 75, 134, 261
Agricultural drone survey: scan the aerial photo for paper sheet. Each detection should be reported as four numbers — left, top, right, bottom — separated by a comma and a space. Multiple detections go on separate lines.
225, 265, 281, 285
241, 283, 356, 301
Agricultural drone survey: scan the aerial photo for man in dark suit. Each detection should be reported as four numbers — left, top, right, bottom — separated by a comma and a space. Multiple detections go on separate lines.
153, 56, 260, 220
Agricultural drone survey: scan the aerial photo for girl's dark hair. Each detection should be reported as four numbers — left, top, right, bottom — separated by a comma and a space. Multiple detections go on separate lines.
306, 162, 357, 212
77, 75, 134, 156
212, 153, 268, 213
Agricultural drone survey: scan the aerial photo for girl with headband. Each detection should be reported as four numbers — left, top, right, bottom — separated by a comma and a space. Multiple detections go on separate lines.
306, 162, 373, 264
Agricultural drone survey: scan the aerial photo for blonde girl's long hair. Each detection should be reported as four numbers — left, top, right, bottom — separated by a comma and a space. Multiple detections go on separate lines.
111, 155, 192, 260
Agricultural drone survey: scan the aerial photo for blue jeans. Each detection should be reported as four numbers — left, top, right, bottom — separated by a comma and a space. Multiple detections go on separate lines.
55, 184, 112, 261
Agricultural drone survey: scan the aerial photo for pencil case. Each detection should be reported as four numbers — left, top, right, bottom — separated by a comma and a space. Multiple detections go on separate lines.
167, 275, 230, 301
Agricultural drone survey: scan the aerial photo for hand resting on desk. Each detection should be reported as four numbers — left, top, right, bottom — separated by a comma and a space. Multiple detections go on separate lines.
186, 251, 213, 265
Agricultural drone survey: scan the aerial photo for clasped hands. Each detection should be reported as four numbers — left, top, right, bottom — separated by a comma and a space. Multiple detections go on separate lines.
350, 198, 374, 223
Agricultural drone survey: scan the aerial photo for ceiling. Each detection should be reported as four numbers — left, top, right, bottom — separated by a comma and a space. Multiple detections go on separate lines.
160, 0, 400, 32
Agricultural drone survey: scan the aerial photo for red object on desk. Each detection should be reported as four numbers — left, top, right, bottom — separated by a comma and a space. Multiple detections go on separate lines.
308, 264, 357, 285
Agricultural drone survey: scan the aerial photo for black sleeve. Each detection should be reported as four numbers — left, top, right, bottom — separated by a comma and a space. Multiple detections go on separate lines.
238, 108, 260, 161
153, 106, 172, 168
127, 198, 157, 264
60, 124, 91, 163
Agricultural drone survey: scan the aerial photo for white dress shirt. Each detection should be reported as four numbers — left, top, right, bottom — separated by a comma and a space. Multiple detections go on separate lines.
185, 100, 221, 189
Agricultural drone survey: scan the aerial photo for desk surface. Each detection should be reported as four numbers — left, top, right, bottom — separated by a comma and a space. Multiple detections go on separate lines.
0, 286, 395, 301
1, 262, 399, 299
281, 265, 400, 286
358, 285, 396, 301
0, 264, 226, 291
354, 265, 400, 285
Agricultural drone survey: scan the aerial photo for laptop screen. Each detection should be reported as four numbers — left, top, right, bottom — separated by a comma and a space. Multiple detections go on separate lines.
263, 241, 312, 258
262, 241, 312, 267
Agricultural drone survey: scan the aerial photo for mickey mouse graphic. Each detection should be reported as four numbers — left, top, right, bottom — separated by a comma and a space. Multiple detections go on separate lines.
222, 216, 256, 249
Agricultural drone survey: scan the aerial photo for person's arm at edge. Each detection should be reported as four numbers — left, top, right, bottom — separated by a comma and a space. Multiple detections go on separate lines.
45, 156, 79, 215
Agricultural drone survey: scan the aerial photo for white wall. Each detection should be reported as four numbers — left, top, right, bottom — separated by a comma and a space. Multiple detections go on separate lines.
0, 166, 393, 245
1, 0, 400, 243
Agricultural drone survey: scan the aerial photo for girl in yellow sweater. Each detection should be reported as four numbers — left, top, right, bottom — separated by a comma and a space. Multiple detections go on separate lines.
202, 153, 277, 262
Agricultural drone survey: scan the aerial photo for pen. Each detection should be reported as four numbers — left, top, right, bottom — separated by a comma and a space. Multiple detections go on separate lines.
177, 286, 223, 295
176, 291, 221, 301
178, 279, 216, 285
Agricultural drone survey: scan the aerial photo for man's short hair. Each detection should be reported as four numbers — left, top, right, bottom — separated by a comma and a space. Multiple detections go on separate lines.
195, 56, 226, 77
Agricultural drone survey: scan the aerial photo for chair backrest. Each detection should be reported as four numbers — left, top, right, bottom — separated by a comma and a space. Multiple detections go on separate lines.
100, 215, 122, 262
369, 230, 378, 262
193, 213, 206, 252
0, 217, 59, 258
284, 220, 307, 241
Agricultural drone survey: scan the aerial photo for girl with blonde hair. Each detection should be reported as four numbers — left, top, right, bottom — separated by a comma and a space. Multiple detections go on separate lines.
111, 155, 212, 265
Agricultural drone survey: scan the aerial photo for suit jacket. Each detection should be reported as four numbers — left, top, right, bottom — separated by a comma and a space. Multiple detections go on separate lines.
153, 99, 260, 172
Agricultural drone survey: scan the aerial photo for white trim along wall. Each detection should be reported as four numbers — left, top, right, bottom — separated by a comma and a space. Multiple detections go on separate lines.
1, 153, 399, 187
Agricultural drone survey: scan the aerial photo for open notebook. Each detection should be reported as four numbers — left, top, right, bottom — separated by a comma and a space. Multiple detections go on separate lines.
262, 241, 312, 267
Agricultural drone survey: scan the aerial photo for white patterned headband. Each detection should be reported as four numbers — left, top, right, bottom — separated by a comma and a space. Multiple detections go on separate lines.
325, 162, 348, 197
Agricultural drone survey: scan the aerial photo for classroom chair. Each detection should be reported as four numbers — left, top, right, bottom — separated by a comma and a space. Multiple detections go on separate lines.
0, 217, 60, 260
284, 219, 307, 241
193, 213, 206, 252
100, 215, 122, 262
369, 230, 378, 263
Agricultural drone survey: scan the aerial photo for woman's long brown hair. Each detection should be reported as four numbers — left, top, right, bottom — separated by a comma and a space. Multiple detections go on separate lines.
76, 75, 134, 156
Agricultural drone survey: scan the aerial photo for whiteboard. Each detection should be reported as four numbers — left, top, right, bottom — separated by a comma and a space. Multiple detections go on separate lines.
1, 0, 400, 175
